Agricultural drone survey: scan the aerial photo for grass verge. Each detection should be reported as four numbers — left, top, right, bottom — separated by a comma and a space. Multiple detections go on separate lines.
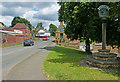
0, 43, 23, 48
42, 45, 119, 80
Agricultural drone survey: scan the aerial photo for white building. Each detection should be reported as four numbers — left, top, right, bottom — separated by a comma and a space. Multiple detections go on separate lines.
36, 29, 50, 38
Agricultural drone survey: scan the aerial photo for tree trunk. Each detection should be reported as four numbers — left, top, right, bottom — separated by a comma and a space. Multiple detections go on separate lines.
85, 37, 91, 54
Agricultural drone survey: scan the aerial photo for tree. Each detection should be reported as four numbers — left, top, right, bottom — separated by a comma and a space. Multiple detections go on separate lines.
49, 24, 57, 36
0, 22, 4, 26
33, 29, 38, 37
58, 2, 119, 53
11, 16, 32, 30
36, 23, 44, 31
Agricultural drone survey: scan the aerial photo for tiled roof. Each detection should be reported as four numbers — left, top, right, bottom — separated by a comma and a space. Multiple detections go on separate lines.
13, 23, 29, 29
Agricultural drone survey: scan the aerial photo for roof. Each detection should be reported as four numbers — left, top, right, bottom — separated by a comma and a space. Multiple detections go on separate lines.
38, 29, 45, 33
13, 23, 29, 29
0, 30, 23, 35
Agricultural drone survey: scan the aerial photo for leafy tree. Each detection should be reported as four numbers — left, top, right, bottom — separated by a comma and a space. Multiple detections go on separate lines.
36, 23, 44, 31
0, 22, 4, 26
33, 29, 38, 37
58, 2, 119, 53
11, 16, 32, 30
49, 24, 57, 36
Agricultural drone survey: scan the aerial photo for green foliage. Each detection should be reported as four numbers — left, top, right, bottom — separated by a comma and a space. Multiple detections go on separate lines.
11, 16, 32, 30
36, 22, 44, 30
33, 29, 38, 36
0, 43, 23, 48
49, 24, 57, 36
58, 2, 119, 47
0, 22, 4, 26
55, 73, 68, 80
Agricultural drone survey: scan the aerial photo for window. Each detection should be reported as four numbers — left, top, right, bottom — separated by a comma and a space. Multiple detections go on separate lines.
25, 29, 27, 33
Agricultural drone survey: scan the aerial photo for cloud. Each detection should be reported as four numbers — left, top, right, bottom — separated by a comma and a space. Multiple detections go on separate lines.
33, 3, 60, 21
2, 2, 55, 16
0, 16, 13, 26
2, 0, 57, 2
1, 2, 60, 29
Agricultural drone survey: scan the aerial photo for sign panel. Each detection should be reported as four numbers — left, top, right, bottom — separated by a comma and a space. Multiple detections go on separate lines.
60, 28, 64, 31
98, 5, 110, 20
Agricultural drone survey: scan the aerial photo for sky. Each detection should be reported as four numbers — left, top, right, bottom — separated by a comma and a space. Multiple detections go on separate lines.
0, 2, 60, 30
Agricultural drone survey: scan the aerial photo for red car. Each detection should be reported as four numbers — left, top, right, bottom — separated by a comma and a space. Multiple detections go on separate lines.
43, 36, 48, 41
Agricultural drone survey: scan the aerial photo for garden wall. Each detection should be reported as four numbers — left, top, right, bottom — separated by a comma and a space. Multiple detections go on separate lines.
93, 44, 120, 54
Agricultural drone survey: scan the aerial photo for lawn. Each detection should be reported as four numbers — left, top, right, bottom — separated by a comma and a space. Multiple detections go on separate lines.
42, 46, 119, 80
0, 43, 23, 48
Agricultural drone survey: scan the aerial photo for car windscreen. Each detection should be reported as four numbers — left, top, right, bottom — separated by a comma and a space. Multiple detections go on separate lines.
24, 40, 29, 42
29, 39, 32, 41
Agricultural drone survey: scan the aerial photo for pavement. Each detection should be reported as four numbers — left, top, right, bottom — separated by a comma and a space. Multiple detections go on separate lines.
1, 39, 55, 80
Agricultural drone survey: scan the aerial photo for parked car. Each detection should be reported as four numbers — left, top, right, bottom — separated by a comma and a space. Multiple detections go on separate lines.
24, 39, 34, 46
47, 37, 50, 40
43, 36, 48, 41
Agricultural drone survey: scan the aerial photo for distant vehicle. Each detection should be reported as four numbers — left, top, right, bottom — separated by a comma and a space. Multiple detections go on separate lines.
43, 36, 48, 41
47, 37, 50, 40
24, 39, 34, 46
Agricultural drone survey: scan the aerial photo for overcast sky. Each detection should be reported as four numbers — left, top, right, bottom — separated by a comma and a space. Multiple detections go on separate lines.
0, 2, 60, 30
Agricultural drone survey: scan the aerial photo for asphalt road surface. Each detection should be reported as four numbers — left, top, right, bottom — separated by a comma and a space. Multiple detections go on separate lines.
1, 39, 52, 80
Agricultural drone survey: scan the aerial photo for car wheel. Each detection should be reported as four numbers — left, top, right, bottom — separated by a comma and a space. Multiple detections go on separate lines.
30, 44, 32, 46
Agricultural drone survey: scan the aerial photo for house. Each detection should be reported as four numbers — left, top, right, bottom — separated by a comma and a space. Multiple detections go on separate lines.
0, 23, 31, 46
13, 23, 31, 39
0, 30, 23, 43
36, 28, 50, 38
55, 22, 69, 44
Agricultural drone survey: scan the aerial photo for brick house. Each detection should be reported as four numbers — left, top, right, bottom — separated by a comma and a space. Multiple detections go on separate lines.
55, 22, 69, 44
13, 23, 31, 39
1, 23, 31, 46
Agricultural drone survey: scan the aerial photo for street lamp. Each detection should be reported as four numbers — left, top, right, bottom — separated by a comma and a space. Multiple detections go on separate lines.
98, 5, 110, 54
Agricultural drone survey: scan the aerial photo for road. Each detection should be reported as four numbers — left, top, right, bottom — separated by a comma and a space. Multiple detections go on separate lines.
1, 39, 52, 80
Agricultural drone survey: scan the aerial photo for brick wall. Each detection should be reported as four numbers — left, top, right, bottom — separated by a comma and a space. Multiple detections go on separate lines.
92, 44, 120, 54
118, 49, 120, 54
2, 42, 20, 46
7, 35, 24, 43
15, 36, 24, 43
110, 48, 119, 54
7, 35, 16, 43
